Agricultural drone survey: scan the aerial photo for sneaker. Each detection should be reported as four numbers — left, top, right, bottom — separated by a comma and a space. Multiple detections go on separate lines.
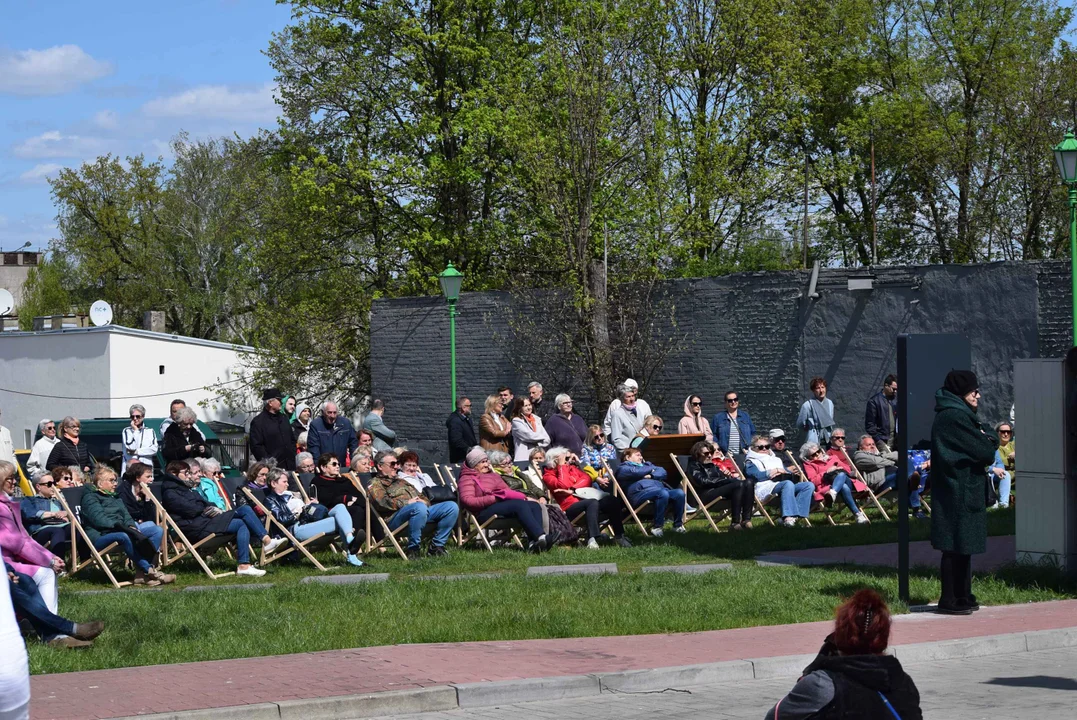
743, 521, 753, 530
147, 568, 176, 585
133, 572, 161, 587
236, 566, 267, 577
527, 537, 546, 554
71, 621, 105, 641
545, 530, 563, 549
912, 510, 928, 520
782, 517, 796, 527
427, 545, 448, 558
586, 538, 600, 549
856, 512, 870, 524
825, 489, 837, 507
406, 547, 422, 560
935, 602, 973, 616
650, 527, 664, 537
48, 636, 94, 649
673, 525, 687, 534
730, 523, 743, 531
685, 504, 698, 513
347, 530, 367, 554
614, 536, 633, 548
346, 553, 365, 567
264, 537, 287, 554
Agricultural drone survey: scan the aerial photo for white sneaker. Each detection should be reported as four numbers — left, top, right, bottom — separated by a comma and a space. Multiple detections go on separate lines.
650, 527, 664, 537
236, 566, 266, 577
264, 537, 287, 554
826, 489, 838, 503
685, 505, 698, 513
673, 525, 687, 534
856, 512, 870, 524
782, 517, 796, 527
587, 538, 600, 549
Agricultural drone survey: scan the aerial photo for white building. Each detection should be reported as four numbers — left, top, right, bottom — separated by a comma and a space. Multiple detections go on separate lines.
0, 325, 256, 449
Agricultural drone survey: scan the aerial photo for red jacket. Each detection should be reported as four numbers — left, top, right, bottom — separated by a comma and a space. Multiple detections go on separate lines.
542, 463, 595, 512
457, 465, 527, 514
803, 455, 867, 501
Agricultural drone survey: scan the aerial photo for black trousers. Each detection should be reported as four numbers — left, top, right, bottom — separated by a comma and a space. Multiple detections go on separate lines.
565, 496, 626, 539
699, 480, 754, 525
940, 551, 973, 606
477, 500, 544, 541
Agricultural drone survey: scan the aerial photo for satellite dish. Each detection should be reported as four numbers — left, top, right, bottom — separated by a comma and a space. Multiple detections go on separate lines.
89, 300, 113, 327
0, 289, 13, 317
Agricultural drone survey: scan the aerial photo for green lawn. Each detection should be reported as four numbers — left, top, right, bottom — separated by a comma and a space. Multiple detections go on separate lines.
30, 506, 1075, 675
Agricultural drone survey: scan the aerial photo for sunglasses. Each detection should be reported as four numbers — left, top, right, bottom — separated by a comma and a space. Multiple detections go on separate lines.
327, 461, 340, 467
44, 426, 55, 431
726, 398, 739, 403
754, 444, 770, 450
999, 429, 1012, 434
832, 435, 845, 441
651, 424, 663, 429
37, 480, 58, 487
130, 414, 143, 419
384, 461, 399, 467
690, 401, 701, 406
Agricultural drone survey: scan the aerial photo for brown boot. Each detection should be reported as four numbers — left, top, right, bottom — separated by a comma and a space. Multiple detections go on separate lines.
48, 636, 94, 649
134, 571, 162, 587
71, 621, 105, 641
147, 568, 176, 585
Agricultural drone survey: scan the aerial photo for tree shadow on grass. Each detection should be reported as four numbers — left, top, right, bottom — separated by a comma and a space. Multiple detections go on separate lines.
985, 675, 1077, 690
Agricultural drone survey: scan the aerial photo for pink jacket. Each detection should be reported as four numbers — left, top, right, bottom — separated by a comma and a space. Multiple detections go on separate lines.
0, 494, 57, 576
678, 396, 713, 442
457, 465, 527, 513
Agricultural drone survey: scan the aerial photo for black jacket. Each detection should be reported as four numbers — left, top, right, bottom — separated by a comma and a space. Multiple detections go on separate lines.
249, 409, 296, 470
686, 457, 738, 491
865, 391, 897, 448
162, 423, 211, 462
291, 419, 310, 443
119, 480, 156, 523
446, 411, 478, 463
45, 436, 93, 471
160, 474, 234, 541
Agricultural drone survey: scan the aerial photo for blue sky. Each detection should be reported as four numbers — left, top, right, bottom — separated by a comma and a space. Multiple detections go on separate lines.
0, 0, 293, 250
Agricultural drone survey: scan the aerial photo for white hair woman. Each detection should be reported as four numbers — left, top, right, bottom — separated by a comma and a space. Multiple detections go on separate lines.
162, 407, 210, 461
122, 403, 158, 471
27, 418, 59, 476
546, 393, 588, 456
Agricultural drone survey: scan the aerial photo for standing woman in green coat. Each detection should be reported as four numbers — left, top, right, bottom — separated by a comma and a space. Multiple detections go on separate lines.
930, 371, 998, 615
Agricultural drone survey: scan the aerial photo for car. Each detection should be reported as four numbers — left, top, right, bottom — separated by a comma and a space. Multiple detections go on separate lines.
13, 448, 34, 497
33, 418, 242, 480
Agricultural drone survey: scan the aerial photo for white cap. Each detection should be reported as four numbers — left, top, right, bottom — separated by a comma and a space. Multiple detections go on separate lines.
768, 428, 786, 440
624, 378, 639, 390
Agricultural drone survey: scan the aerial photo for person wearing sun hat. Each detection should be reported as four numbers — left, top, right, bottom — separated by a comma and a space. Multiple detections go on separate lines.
930, 370, 998, 615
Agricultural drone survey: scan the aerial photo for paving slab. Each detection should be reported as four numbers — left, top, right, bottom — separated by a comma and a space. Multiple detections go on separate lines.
641, 563, 732, 574
276, 686, 458, 719
300, 573, 390, 585
417, 572, 505, 582
526, 563, 617, 576
183, 583, 274, 593
454, 674, 599, 708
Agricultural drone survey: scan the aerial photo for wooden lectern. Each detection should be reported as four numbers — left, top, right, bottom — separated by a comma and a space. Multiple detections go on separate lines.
632, 433, 706, 476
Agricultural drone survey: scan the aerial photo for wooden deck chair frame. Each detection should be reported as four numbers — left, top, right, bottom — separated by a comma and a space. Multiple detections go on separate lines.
600, 458, 653, 536
731, 453, 778, 527
775, 451, 816, 527
55, 490, 131, 589
144, 488, 239, 579
343, 472, 409, 560
525, 460, 601, 542
240, 487, 330, 571
435, 463, 525, 552
669, 454, 731, 533
835, 447, 892, 521
432, 464, 466, 546
287, 471, 344, 553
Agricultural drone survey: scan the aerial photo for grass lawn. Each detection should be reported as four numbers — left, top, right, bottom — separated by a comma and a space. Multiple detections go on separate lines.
30, 506, 1075, 675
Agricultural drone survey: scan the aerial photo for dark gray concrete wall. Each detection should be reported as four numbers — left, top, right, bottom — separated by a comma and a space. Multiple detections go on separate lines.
371, 261, 1070, 462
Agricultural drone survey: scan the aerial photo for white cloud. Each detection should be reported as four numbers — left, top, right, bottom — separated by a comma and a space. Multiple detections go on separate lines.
0, 45, 113, 96
13, 131, 108, 159
92, 109, 119, 130
18, 163, 64, 185
141, 82, 278, 122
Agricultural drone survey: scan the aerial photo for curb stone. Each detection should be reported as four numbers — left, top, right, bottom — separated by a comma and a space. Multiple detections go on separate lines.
110, 626, 1077, 720
641, 563, 732, 574
300, 573, 390, 585
526, 563, 618, 576
183, 583, 274, 593
417, 572, 505, 581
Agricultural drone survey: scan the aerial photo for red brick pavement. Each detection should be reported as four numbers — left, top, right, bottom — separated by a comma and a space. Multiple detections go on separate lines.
31, 596, 1077, 720
757, 535, 1015, 571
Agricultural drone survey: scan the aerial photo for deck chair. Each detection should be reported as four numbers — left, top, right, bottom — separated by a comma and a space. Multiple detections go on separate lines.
343, 471, 409, 560
601, 458, 654, 535
669, 454, 730, 533
775, 450, 816, 527
240, 486, 331, 570
436, 463, 525, 552
146, 483, 242, 579
836, 447, 892, 521
288, 471, 345, 553
55, 486, 132, 589
733, 453, 779, 527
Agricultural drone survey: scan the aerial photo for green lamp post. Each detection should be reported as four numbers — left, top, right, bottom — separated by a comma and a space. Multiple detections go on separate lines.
438, 262, 464, 410
1053, 130, 1077, 346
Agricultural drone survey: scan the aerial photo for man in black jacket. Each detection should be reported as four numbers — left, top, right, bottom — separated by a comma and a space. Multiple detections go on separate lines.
865, 375, 898, 451
445, 396, 476, 463
249, 388, 296, 470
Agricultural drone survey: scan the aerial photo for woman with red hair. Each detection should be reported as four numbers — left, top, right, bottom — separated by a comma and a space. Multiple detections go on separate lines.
765, 589, 922, 719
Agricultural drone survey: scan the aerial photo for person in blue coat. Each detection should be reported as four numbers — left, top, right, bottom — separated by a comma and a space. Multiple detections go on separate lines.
306, 401, 359, 467
614, 447, 685, 536
711, 391, 756, 456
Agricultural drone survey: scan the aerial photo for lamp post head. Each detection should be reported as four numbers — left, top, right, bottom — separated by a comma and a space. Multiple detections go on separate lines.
438, 261, 463, 302
1053, 130, 1077, 184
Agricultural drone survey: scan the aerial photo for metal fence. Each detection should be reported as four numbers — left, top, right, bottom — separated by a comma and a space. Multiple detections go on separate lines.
219, 436, 249, 471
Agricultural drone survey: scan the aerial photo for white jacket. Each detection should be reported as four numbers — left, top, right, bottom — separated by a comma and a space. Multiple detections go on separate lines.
511, 416, 550, 461
27, 436, 59, 477
0, 427, 13, 467
122, 425, 159, 472
602, 398, 652, 436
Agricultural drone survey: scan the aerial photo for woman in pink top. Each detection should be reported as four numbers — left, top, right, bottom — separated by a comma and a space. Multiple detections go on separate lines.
678, 395, 714, 442
0, 460, 65, 618
456, 447, 551, 552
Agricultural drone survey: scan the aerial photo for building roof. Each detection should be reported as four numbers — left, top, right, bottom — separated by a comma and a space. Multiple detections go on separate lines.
2, 324, 255, 352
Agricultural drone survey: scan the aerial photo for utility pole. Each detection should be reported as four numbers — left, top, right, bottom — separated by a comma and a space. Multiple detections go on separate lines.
871, 127, 878, 265
803, 151, 810, 268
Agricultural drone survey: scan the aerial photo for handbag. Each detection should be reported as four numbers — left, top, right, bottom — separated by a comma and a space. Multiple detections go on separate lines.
985, 474, 999, 507
298, 503, 330, 524
423, 485, 458, 504
574, 486, 609, 501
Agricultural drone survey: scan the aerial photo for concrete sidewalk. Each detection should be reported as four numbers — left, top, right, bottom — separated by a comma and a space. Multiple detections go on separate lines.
31, 598, 1077, 720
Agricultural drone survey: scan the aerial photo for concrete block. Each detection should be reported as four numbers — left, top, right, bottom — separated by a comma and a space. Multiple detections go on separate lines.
526, 563, 618, 577
755, 555, 837, 567
596, 661, 753, 692
892, 632, 1028, 664
454, 674, 600, 708
641, 563, 733, 575
115, 703, 281, 720
300, 573, 390, 585
750, 654, 817, 679
182, 583, 274, 593
417, 572, 504, 581
277, 686, 457, 720
1023, 627, 1077, 652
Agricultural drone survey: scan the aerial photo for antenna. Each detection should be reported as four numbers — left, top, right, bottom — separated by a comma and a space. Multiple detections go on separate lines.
89, 300, 113, 327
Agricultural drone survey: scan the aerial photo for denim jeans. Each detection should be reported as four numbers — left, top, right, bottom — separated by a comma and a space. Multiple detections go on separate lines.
477, 500, 545, 541
6, 566, 74, 642
226, 505, 268, 564
388, 501, 460, 549
777, 479, 814, 517
31, 525, 70, 555
94, 531, 152, 573
829, 472, 860, 514
881, 469, 923, 508
136, 521, 163, 551
994, 471, 1012, 507
628, 482, 686, 528
294, 504, 353, 544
